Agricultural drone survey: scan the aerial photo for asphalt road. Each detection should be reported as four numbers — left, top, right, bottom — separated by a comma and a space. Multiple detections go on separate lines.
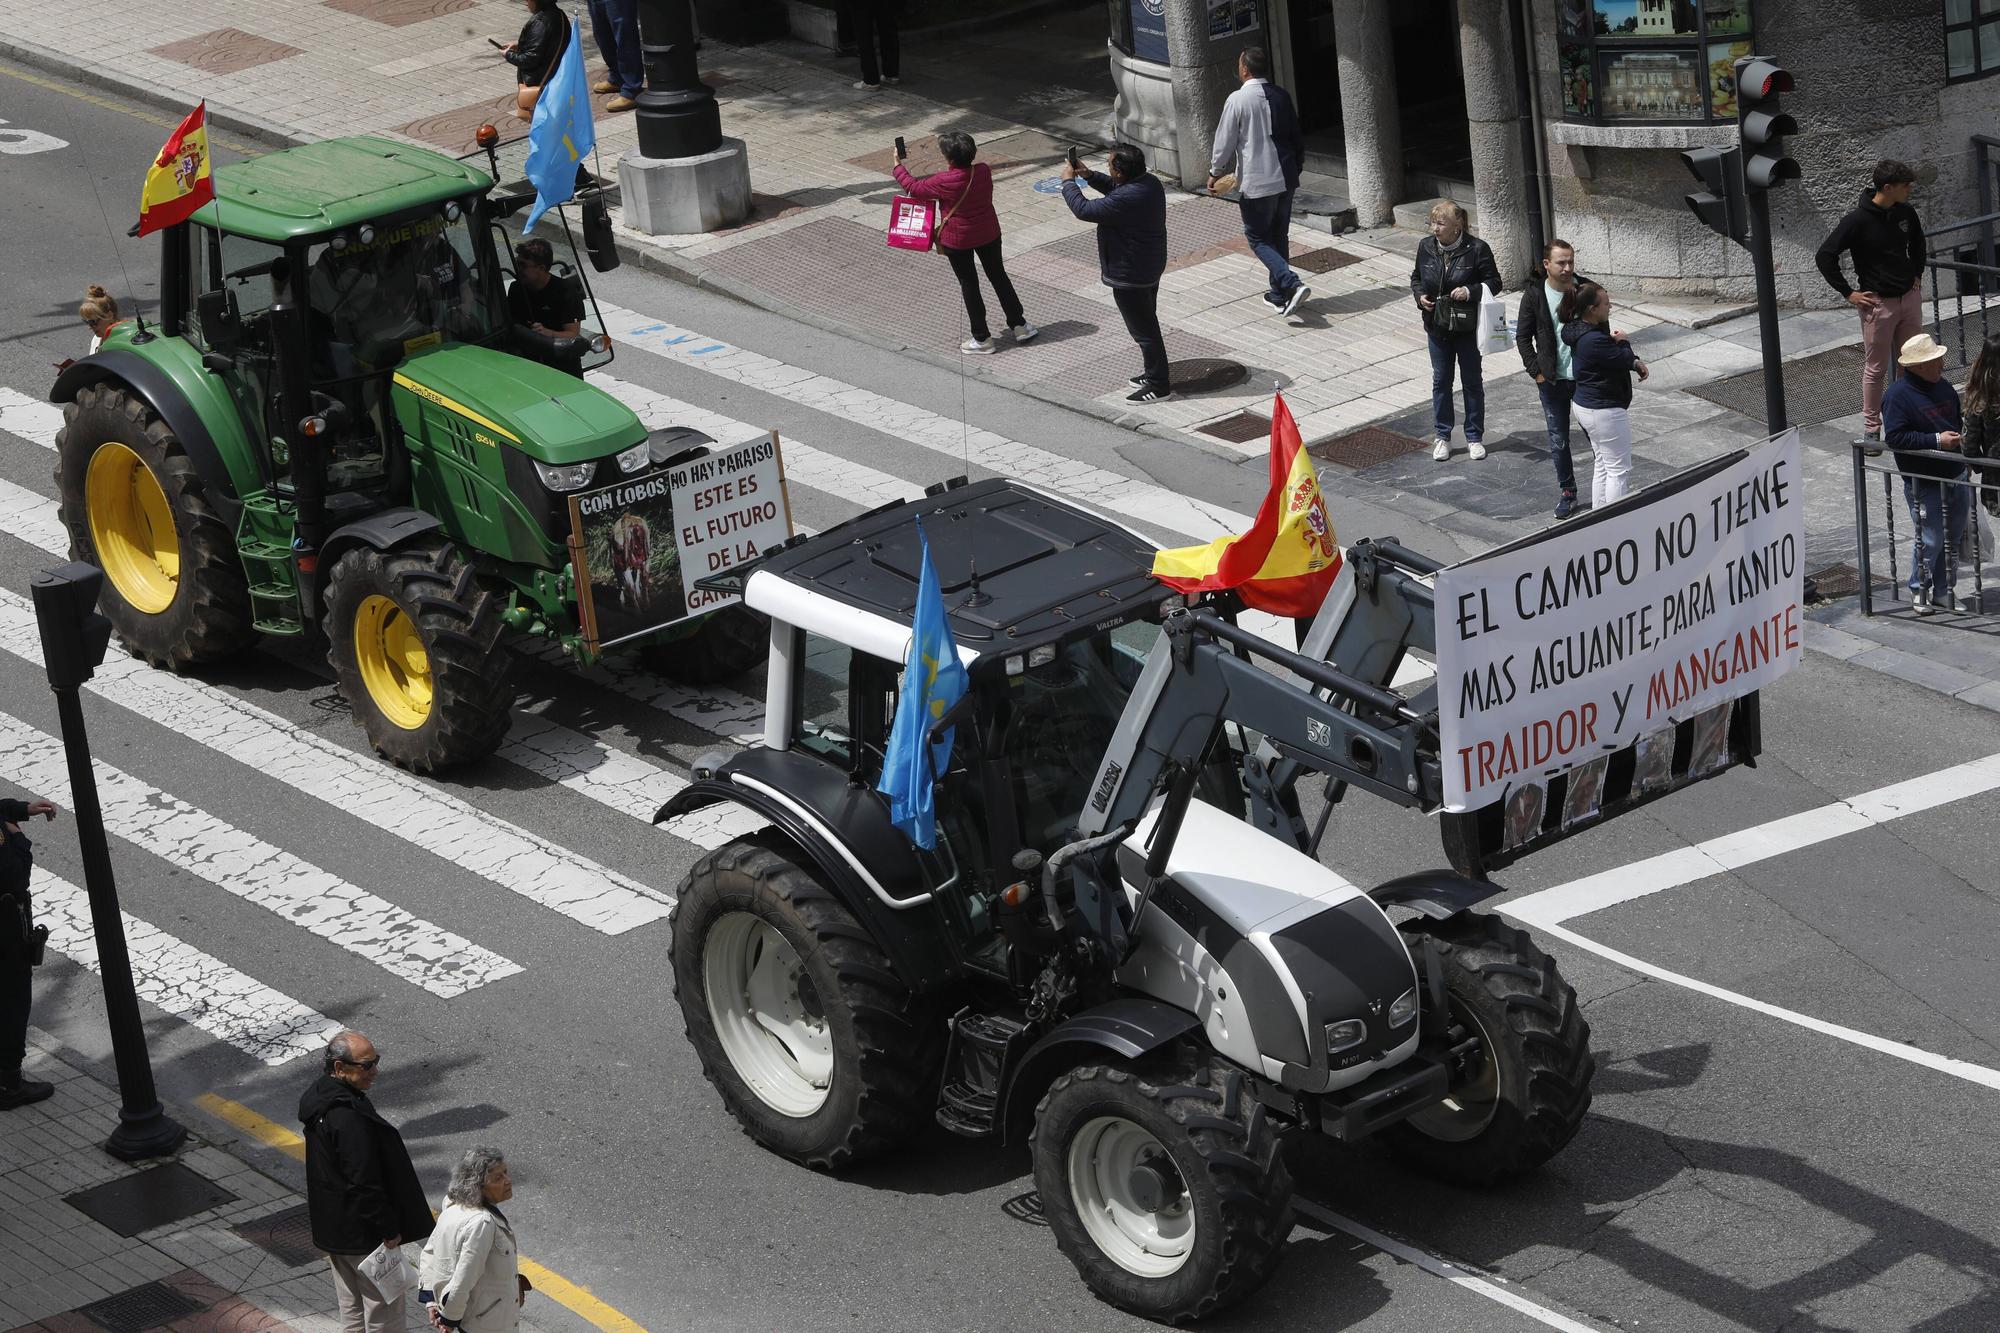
5, 59, 2000, 1333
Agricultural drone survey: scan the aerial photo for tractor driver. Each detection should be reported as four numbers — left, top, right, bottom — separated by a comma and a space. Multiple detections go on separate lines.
507, 237, 584, 340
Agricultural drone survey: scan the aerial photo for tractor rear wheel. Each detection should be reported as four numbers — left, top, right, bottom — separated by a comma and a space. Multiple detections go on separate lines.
323, 540, 513, 772
55, 383, 254, 669
1031, 1061, 1292, 1324
670, 836, 942, 1171
1385, 912, 1594, 1185
641, 603, 768, 685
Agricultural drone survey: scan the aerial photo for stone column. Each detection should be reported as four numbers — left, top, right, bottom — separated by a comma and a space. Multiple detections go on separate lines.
1459, 0, 1530, 287
1332, 0, 1403, 228
1157, 0, 1264, 190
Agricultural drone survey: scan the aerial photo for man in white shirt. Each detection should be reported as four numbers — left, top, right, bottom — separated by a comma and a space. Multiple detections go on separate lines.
1207, 46, 1309, 318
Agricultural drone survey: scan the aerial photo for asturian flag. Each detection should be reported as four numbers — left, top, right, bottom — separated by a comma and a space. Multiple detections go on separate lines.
136, 102, 214, 238
875, 519, 969, 851
1151, 392, 1340, 617
522, 21, 596, 234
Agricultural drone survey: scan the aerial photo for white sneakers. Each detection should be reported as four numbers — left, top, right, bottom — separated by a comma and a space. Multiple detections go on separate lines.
961, 337, 996, 354
1009, 322, 1039, 343
1431, 437, 1487, 461
1912, 588, 1937, 616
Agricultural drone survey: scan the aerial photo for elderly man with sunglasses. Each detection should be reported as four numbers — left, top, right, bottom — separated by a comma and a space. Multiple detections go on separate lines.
301, 1030, 437, 1333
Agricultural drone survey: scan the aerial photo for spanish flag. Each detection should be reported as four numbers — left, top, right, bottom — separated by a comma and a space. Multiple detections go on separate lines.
136, 102, 214, 238
1151, 393, 1340, 617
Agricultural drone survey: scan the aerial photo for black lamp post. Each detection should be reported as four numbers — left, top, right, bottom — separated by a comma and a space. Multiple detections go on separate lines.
635, 0, 722, 160
31, 562, 186, 1161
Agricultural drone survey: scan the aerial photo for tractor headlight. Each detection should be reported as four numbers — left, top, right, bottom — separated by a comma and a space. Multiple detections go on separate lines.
1387, 987, 1418, 1028
615, 441, 651, 474
1325, 1019, 1367, 1053
533, 459, 598, 492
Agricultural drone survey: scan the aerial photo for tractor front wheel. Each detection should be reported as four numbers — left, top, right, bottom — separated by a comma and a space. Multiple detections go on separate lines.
670, 837, 942, 1171
1385, 912, 1594, 1185
1031, 1061, 1293, 1324
324, 541, 513, 771
55, 383, 254, 669
641, 603, 768, 685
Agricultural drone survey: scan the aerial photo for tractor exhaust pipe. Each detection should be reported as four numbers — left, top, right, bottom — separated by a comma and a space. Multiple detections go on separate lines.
268, 303, 328, 558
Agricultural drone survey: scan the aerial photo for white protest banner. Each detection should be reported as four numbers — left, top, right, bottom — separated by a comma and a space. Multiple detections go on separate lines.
667, 431, 794, 613
1435, 429, 1804, 812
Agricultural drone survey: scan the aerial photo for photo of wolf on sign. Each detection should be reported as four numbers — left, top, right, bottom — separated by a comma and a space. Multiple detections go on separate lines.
569, 473, 689, 650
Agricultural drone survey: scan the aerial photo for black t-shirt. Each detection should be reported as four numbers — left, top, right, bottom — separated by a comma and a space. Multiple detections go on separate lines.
508, 273, 585, 332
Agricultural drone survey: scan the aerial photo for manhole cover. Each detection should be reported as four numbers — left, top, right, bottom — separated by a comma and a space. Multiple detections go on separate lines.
1199, 410, 1271, 443
1167, 358, 1249, 394
74, 1282, 207, 1333
66, 1164, 238, 1238
1685, 345, 1861, 427
233, 1202, 320, 1268
1002, 1191, 1048, 1226
1291, 247, 1364, 274
1804, 562, 1891, 600
1308, 425, 1430, 469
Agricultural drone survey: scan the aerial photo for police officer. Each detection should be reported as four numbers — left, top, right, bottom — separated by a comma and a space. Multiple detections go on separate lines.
1, 795, 58, 1110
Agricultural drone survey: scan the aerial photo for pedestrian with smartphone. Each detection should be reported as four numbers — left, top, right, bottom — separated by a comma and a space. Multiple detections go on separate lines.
1062, 145, 1172, 403
1, 795, 58, 1111
1816, 159, 1927, 441
891, 131, 1036, 354
1206, 46, 1309, 317
1559, 279, 1649, 510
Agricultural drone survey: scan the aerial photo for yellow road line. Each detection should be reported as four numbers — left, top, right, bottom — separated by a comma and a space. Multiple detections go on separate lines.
194, 1092, 649, 1333
0, 62, 262, 155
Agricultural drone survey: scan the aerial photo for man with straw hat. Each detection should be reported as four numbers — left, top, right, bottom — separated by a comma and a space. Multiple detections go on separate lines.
1880, 331, 1968, 615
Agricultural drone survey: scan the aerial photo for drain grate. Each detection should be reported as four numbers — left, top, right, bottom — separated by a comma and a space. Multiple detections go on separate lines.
1805, 562, 1892, 599
65, 1164, 239, 1238
1685, 345, 1862, 427
1166, 358, 1250, 395
233, 1202, 321, 1268
1308, 425, 1431, 469
1290, 247, 1364, 275
1198, 410, 1272, 443
74, 1282, 206, 1333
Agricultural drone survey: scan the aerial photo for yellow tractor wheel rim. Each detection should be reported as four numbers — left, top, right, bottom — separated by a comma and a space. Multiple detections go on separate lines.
354, 594, 432, 729
85, 442, 179, 614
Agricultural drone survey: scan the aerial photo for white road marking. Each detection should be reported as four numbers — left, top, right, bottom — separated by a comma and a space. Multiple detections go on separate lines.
0, 711, 521, 996
1505, 752, 2000, 926
1292, 1200, 1611, 1333
0, 386, 64, 443
0, 587, 671, 934
1515, 917, 2000, 1092
31, 866, 332, 1066
599, 302, 1259, 544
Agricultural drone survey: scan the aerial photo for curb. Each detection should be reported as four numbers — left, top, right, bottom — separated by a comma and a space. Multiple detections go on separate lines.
1803, 615, 2000, 715
0, 35, 310, 150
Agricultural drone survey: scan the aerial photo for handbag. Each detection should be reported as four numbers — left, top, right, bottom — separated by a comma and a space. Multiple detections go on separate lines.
1434, 296, 1479, 335
1, 891, 46, 968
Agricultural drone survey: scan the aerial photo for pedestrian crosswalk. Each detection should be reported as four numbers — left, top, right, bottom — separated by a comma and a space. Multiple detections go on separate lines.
0, 307, 1349, 1068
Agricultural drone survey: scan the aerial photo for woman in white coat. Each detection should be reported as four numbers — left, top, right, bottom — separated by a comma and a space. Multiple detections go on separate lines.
419, 1147, 532, 1333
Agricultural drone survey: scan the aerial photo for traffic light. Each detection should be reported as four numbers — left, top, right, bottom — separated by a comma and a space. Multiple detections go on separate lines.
1735, 56, 1799, 192
1682, 145, 1747, 243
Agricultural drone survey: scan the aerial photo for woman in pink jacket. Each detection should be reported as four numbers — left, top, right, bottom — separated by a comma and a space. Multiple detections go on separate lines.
893, 131, 1037, 354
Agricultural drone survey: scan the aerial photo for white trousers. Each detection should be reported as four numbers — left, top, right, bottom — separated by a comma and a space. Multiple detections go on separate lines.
1572, 402, 1633, 509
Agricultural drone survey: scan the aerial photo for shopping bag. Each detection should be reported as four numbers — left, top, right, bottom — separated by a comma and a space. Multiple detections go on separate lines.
885, 195, 937, 252
1477, 287, 1512, 357
359, 1240, 414, 1298
1961, 491, 1995, 563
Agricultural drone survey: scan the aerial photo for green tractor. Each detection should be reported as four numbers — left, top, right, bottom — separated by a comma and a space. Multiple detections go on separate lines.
51, 135, 767, 771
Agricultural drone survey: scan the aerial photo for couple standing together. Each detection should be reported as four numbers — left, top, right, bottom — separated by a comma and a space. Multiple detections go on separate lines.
1414, 214, 1647, 520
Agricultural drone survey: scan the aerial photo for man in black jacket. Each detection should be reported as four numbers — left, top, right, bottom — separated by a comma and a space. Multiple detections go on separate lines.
1816, 159, 1928, 440
301, 1031, 435, 1333
1, 796, 58, 1110
1516, 238, 1587, 519
1062, 145, 1173, 403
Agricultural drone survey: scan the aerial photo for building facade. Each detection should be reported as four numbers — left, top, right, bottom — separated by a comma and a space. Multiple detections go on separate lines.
1114, 0, 1998, 303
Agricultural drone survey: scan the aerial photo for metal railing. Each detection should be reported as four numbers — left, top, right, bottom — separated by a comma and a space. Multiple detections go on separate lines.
1850, 440, 1999, 619
1919, 136, 2000, 368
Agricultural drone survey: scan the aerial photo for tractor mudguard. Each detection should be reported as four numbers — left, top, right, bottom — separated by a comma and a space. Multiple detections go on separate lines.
52, 350, 248, 525
654, 747, 960, 995
995, 998, 1203, 1145
314, 509, 447, 625
1365, 869, 1504, 920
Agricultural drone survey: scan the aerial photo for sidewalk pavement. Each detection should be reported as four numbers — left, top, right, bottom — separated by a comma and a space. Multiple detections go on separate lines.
3, 0, 1996, 707
0, 1030, 477, 1333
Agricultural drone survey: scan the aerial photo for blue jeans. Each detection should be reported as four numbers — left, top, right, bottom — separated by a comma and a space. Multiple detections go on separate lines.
587, 0, 644, 97
1427, 327, 1484, 442
1903, 475, 1969, 599
1238, 192, 1300, 300
1536, 377, 1578, 495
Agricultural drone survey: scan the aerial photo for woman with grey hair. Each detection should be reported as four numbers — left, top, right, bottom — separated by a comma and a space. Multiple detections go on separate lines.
418, 1147, 531, 1333
891, 129, 1037, 354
